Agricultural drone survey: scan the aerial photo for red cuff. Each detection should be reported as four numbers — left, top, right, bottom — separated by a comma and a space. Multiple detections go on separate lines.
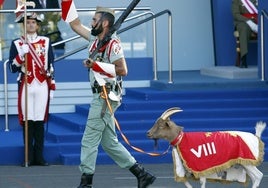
15, 54, 24, 64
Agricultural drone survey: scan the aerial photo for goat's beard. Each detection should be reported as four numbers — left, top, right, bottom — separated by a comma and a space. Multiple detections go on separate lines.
153, 138, 159, 150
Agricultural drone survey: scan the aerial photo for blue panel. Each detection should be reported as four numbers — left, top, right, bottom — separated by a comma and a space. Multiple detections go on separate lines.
0, 57, 153, 84
54, 59, 90, 82
124, 57, 153, 80
212, 0, 236, 66
54, 57, 153, 82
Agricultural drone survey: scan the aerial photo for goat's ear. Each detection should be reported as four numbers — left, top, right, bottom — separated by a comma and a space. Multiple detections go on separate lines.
166, 121, 173, 127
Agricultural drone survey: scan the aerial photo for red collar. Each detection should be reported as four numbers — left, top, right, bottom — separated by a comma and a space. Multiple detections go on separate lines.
170, 132, 183, 146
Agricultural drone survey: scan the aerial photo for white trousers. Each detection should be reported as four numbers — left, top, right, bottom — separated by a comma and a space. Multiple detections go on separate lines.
21, 79, 48, 121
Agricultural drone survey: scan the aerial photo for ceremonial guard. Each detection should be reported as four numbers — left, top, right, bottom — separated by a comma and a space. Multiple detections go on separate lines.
8, 12, 55, 166
232, 0, 258, 68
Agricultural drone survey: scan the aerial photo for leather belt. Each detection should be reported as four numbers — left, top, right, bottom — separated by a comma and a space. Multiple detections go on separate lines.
91, 84, 119, 94
92, 86, 103, 93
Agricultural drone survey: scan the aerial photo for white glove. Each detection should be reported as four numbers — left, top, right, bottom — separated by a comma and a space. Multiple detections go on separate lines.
246, 20, 258, 33
50, 90, 54, 100
20, 44, 29, 56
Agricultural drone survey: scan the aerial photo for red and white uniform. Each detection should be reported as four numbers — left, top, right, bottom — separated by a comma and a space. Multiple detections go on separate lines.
88, 35, 124, 87
9, 34, 55, 125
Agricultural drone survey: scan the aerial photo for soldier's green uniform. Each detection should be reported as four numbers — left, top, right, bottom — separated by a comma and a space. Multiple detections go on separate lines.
60, 5, 157, 187
79, 34, 137, 174
231, 0, 258, 67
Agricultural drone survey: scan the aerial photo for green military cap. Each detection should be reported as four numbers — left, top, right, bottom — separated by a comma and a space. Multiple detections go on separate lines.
96, 6, 115, 18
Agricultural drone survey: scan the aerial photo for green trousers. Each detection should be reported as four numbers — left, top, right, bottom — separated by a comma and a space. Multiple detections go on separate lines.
236, 22, 254, 58
79, 94, 136, 174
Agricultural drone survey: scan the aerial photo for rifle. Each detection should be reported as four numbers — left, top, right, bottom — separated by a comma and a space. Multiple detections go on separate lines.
89, 0, 141, 59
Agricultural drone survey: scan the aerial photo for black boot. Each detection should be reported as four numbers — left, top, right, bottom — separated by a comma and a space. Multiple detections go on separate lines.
240, 55, 248, 68
129, 163, 156, 188
77, 173, 93, 188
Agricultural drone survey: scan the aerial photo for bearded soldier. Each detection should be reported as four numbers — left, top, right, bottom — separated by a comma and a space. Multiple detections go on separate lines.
61, 0, 156, 187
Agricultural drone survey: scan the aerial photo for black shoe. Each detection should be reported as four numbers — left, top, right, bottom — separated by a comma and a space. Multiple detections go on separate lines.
21, 161, 33, 167
77, 173, 93, 188
240, 55, 248, 68
39, 161, 49, 166
77, 185, 93, 188
129, 163, 156, 188
34, 161, 49, 166
138, 172, 156, 188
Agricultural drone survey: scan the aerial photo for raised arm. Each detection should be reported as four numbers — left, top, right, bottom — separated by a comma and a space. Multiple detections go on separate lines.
61, 0, 91, 40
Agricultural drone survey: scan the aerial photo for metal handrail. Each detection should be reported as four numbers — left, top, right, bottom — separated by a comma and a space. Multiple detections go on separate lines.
0, 7, 152, 13
54, 11, 157, 62
3, 60, 9, 131
54, 10, 173, 82
260, 9, 268, 81
120, 11, 157, 81
0, 7, 152, 61
119, 10, 172, 83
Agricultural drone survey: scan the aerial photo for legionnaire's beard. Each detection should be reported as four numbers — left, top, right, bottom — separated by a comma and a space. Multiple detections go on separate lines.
91, 24, 103, 36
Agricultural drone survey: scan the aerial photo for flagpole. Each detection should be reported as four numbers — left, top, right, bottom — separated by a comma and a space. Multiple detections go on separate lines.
15, 1, 35, 167
23, 0, 29, 168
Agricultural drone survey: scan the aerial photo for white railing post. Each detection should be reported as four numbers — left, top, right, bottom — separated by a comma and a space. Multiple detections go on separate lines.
4, 60, 9, 131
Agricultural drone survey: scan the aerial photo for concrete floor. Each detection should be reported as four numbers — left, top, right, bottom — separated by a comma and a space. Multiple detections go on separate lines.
0, 163, 268, 188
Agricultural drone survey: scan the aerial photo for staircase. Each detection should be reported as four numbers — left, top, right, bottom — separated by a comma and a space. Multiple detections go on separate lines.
1, 70, 268, 165
44, 86, 268, 165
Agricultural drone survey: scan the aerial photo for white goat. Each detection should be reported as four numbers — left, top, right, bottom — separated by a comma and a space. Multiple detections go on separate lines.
147, 107, 266, 188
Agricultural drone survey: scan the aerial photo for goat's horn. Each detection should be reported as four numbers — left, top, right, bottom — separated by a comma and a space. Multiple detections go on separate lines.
160, 107, 183, 120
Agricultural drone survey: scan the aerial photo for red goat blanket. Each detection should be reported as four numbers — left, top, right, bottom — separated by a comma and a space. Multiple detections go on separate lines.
176, 131, 264, 178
